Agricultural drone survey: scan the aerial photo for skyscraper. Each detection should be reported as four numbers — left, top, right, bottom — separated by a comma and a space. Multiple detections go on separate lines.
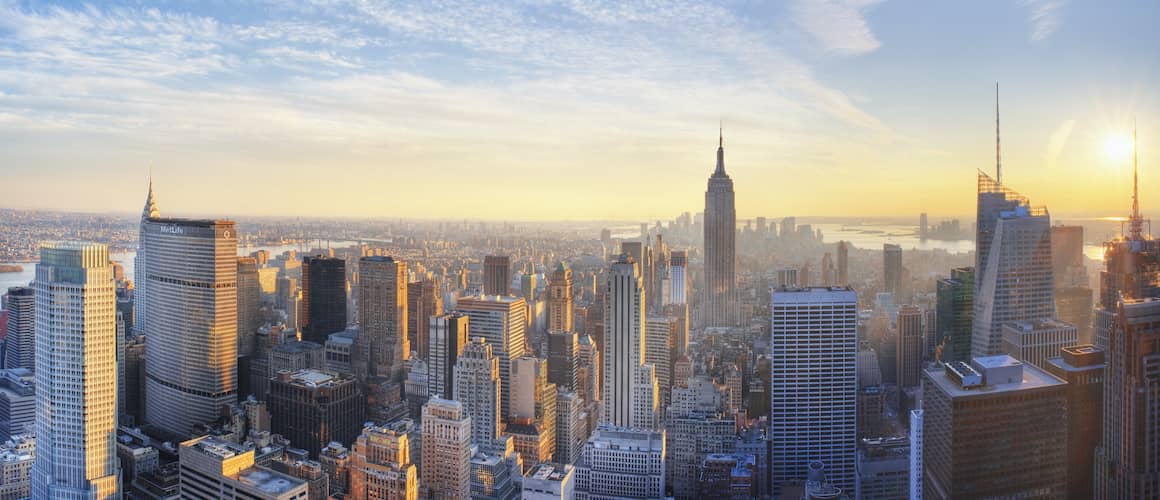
1045, 345, 1104, 500
421, 398, 472, 500
1000, 318, 1077, 370
895, 305, 924, 388
133, 177, 160, 338
837, 241, 850, 287
703, 129, 737, 328
454, 337, 502, 446
2, 287, 33, 372
301, 255, 347, 344
350, 423, 419, 500
883, 243, 903, 296
971, 171, 1054, 358
356, 256, 409, 382
178, 436, 308, 499
1051, 225, 1094, 344
602, 254, 659, 430
31, 242, 120, 499
236, 256, 260, 358
483, 255, 511, 296
667, 250, 688, 305
267, 369, 364, 458
140, 196, 239, 437
770, 286, 857, 495
429, 312, 468, 400
407, 278, 441, 361
548, 262, 574, 332
547, 330, 579, 393
456, 294, 527, 421
574, 426, 666, 500
509, 356, 557, 466
935, 267, 974, 362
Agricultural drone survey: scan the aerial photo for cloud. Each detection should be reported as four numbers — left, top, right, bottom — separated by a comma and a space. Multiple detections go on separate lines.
1019, 0, 1066, 42
1046, 119, 1075, 169
789, 0, 884, 56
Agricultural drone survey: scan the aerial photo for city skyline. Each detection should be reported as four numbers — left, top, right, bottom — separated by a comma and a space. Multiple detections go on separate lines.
1, 1, 1157, 220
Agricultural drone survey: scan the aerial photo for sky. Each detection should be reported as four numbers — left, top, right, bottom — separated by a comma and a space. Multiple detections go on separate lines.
0, 0, 1158, 221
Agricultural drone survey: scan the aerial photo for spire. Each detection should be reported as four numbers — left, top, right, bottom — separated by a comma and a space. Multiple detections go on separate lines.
714, 124, 726, 176
142, 172, 160, 220
1130, 119, 1144, 240
995, 82, 1002, 184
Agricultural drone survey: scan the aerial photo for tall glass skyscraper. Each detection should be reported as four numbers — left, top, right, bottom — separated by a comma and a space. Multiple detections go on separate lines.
31, 242, 120, 499
455, 295, 526, 421
770, 286, 858, 495
139, 184, 239, 437
703, 130, 737, 328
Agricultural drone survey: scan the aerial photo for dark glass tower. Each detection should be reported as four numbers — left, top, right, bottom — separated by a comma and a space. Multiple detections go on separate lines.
703, 129, 737, 327
301, 256, 347, 344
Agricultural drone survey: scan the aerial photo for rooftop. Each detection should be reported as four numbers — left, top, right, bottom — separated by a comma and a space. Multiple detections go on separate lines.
527, 463, 572, 482
771, 286, 857, 303
278, 369, 349, 388
588, 426, 665, 452
237, 466, 306, 495
1002, 318, 1076, 332
185, 436, 251, 460
926, 355, 1065, 398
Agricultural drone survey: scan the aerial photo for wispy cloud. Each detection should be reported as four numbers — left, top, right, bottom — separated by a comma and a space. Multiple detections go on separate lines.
1046, 119, 1075, 168
1019, 0, 1067, 42
789, 0, 884, 56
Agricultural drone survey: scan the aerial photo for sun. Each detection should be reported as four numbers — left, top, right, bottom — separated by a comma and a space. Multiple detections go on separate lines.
1105, 134, 1134, 163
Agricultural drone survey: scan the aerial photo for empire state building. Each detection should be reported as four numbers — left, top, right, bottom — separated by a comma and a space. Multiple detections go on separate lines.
703, 130, 738, 327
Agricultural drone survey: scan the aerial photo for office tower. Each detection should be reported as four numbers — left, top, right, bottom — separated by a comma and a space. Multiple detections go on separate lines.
268, 369, 364, 458
1001, 318, 1077, 369
1093, 165, 1160, 350
356, 256, 409, 382
776, 268, 798, 288
350, 423, 419, 500
1051, 225, 1094, 343
0, 434, 34, 500
266, 459, 326, 500
1045, 345, 1104, 500
909, 410, 923, 500
29, 242, 120, 499
972, 171, 1054, 357
883, 243, 902, 296
421, 398, 472, 500
123, 336, 146, 425
895, 305, 924, 387
547, 330, 579, 392
140, 211, 239, 437
470, 435, 522, 500
404, 358, 430, 419
662, 303, 689, 358
237, 256, 260, 357
923, 355, 1067, 499
324, 328, 357, 375
836, 241, 850, 286
936, 267, 974, 362
820, 252, 835, 286
666, 250, 688, 305
301, 255, 347, 344
483, 255, 511, 296
0, 369, 34, 442
509, 356, 557, 467
520, 273, 537, 302
919, 213, 929, 239
697, 454, 755, 498
268, 340, 324, 377
666, 378, 737, 500
178, 436, 308, 500
555, 391, 587, 466
703, 130, 737, 328
1095, 300, 1160, 498
575, 334, 601, 420
429, 312, 468, 400
855, 437, 909, 500
454, 338, 502, 446
522, 463, 575, 500
574, 426, 665, 500
133, 178, 159, 338
407, 278, 441, 361
2, 287, 32, 372
602, 254, 659, 429
456, 295, 526, 421
644, 316, 674, 407
319, 443, 351, 496
548, 262, 574, 332
770, 287, 857, 494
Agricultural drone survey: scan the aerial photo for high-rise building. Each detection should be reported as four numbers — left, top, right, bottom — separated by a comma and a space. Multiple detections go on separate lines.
666, 250, 688, 306
555, 391, 587, 466
547, 330, 579, 393
703, 130, 737, 328
883, 244, 903, 296
1045, 345, 1104, 500
0, 369, 34, 442
1051, 225, 1094, 344
140, 206, 239, 436
910, 410, 924, 500
454, 337, 502, 446
923, 356, 1067, 499
301, 255, 347, 344
178, 436, 309, 500
972, 172, 1054, 357
896, 305, 924, 388
509, 356, 557, 466
350, 423, 419, 500
237, 256, 260, 357
574, 426, 665, 500
429, 312, 468, 400
268, 369, 364, 458
407, 278, 441, 361
820, 253, 836, 286
319, 442, 351, 496
356, 256, 409, 382
421, 398, 472, 500
522, 463, 575, 500
935, 267, 974, 362
1001, 318, 1078, 370
855, 437, 909, 500
644, 316, 675, 407
456, 295, 527, 421
548, 262, 574, 332
2, 287, 33, 372
770, 286, 857, 495
0, 434, 34, 500
483, 255, 511, 296
919, 213, 929, 239
602, 254, 659, 430
836, 241, 850, 287
665, 377, 736, 500
30, 242, 120, 498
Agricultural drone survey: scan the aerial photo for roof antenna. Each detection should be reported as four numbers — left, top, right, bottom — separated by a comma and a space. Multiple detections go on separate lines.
995, 83, 1002, 184
1130, 118, 1143, 240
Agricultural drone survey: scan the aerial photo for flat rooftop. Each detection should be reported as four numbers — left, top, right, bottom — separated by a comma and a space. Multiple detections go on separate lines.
771, 286, 857, 303
926, 358, 1065, 398
237, 467, 305, 495
588, 427, 664, 452
186, 436, 251, 459
1003, 318, 1076, 332
527, 463, 572, 482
